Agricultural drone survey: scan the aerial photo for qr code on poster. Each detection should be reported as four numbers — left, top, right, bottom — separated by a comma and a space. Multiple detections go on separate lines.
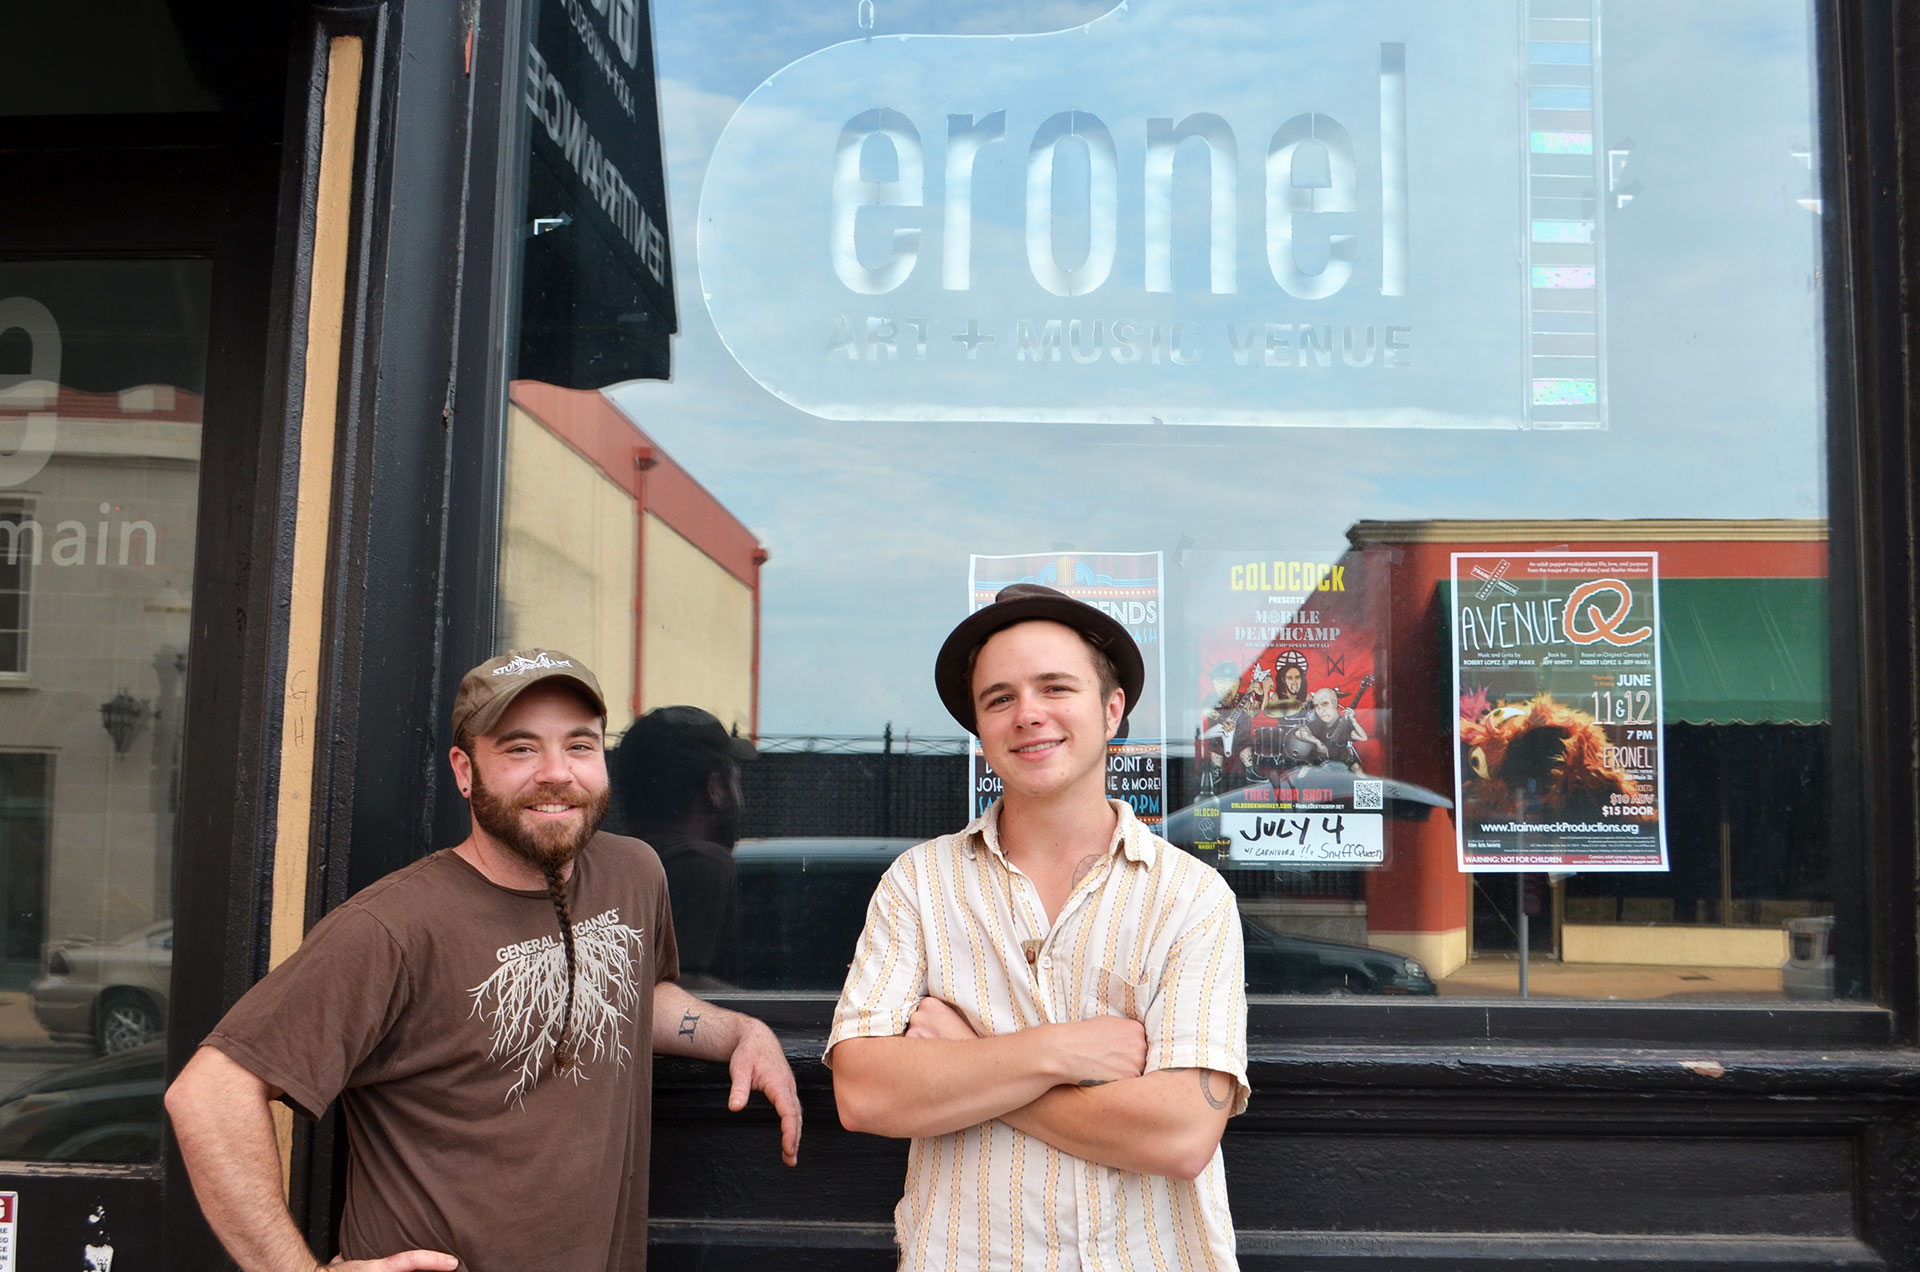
1352, 780, 1384, 810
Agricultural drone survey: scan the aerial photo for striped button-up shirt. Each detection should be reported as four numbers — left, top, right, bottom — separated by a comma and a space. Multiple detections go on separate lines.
827, 799, 1249, 1272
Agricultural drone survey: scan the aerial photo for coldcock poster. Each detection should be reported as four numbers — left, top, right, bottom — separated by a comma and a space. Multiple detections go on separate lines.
1451, 551, 1667, 872
1182, 551, 1388, 865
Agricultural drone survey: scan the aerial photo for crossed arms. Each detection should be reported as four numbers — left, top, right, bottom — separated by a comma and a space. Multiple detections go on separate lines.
830, 996, 1233, 1181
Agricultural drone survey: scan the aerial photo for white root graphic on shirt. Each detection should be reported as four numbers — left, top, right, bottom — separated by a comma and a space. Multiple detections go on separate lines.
468, 908, 644, 1103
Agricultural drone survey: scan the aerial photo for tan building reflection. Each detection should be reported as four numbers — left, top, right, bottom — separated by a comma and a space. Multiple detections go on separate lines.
499, 381, 763, 740
0, 385, 198, 1011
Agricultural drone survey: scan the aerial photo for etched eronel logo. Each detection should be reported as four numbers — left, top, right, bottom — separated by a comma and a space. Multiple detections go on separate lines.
698, 0, 1530, 430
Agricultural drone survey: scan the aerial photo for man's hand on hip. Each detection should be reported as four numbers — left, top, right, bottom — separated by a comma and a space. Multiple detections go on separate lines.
327, 1253, 459, 1271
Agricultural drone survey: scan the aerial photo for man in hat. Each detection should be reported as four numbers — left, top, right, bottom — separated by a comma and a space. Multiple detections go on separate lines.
165, 649, 801, 1272
609, 705, 756, 989
827, 586, 1248, 1270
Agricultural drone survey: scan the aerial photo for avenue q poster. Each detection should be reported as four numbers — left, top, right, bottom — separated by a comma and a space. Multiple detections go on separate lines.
1451, 551, 1668, 872
967, 553, 1168, 825
1181, 549, 1388, 866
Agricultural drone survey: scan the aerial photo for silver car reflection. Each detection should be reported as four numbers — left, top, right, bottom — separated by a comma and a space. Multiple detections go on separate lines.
29, 921, 171, 1054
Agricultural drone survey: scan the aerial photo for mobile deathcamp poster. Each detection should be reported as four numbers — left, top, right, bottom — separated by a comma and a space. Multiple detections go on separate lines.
1180, 549, 1388, 867
1451, 551, 1668, 872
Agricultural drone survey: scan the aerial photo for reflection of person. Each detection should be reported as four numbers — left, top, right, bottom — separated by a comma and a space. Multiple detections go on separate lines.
1197, 659, 1256, 794
164, 650, 801, 1272
1292, 686, 1368, 772
829, 584, 1248, 1270
610, 705, 756, 990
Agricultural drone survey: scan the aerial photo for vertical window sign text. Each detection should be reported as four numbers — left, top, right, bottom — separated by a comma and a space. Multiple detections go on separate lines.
519, 0, 676, 387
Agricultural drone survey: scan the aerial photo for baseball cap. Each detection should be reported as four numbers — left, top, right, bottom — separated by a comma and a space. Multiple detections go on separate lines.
618, 705, 757, 771
451, 649, 607, 741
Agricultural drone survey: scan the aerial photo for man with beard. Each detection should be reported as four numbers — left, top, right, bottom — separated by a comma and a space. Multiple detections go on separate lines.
608, 706, 754, 989
165, 650, 800, 1272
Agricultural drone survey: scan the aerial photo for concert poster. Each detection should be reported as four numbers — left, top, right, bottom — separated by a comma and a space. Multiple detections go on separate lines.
966, 552, 1168, 826
1450, 551, 1668, 872
1178, 549, 1389, 867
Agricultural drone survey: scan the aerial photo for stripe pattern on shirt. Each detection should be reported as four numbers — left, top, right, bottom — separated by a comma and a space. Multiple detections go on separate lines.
828, 799, 1249, 1272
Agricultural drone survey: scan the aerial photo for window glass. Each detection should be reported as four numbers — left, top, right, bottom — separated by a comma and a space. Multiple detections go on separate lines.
0, 260, 206, 1161
501, 0, 1843, 1005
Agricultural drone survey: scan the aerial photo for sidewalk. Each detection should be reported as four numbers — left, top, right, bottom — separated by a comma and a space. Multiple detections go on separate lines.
1436, 955, 1783, 1001
0, 993, 56, 1048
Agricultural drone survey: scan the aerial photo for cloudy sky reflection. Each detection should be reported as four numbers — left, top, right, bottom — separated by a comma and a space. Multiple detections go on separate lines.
608, 0, 1825, 737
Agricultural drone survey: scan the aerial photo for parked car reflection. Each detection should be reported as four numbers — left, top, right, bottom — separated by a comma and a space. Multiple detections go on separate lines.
734, 837, 1436, 996
30, 920, 171, 1054
0, 1039, 163, 1164
1241, 912, 1434, 995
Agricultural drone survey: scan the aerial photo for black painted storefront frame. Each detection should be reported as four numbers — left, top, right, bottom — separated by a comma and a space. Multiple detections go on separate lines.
0, 0, 1911, 1265
291, 0, 1920, 1265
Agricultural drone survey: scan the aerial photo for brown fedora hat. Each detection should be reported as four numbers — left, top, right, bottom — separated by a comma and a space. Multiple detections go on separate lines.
935, 583, 1144, 734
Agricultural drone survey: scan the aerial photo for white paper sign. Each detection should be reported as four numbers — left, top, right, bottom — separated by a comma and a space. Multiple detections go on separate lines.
0, 1190, 17, 1272
1224, 810, 1383, 864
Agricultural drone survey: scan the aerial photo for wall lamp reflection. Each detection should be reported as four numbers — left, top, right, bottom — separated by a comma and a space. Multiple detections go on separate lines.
524, 212, 573, 239
99, 691, 151, 756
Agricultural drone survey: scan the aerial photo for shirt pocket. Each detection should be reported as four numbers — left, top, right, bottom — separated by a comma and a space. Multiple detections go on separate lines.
1082, 963, 1151, 1021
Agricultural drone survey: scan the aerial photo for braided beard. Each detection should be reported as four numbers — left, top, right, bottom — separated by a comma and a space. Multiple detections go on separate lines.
468, 766, 610, 1078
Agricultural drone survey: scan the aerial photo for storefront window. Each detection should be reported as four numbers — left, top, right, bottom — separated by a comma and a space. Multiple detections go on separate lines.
500, 1, 1845, 1007
0, 260, 205, 1161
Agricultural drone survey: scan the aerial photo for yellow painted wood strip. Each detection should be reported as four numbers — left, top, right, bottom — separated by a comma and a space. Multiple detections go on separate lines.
269, 32, 365, 1191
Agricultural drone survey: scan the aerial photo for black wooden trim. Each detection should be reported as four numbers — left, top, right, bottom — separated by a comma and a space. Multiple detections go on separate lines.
272, 0, 505, 1254
435, 0, 525, 843
288, 3, 399, 1253
696, 992, 1900, 1053
1824, 0, 1920, 1042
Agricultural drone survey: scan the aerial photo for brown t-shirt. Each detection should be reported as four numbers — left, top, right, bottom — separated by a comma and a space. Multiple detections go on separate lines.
206, 833, 679, 1272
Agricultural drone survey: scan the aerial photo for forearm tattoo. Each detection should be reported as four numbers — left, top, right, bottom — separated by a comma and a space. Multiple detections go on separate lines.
678, 1009, 700, 1041
1197, 1068, 1229, 1110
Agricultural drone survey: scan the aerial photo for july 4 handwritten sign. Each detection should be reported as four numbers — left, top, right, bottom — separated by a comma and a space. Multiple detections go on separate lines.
1223, 811, 1384, 864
